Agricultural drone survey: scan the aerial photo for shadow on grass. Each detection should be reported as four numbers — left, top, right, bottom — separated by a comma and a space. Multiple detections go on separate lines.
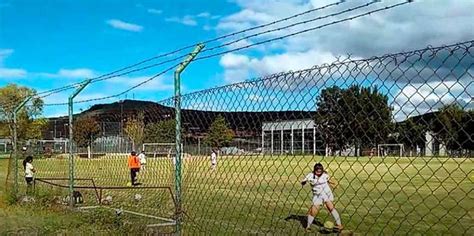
285, 214, 345, 235
284, 214, 324, 228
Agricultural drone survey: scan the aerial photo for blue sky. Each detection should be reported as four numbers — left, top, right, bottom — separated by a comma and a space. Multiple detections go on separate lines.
0, 0, 240, 116
0, 0, 473, 119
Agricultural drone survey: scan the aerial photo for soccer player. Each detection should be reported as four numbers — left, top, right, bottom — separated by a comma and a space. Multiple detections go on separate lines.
23, 156, 36, 195
301, 163, 343, 231
138, 150, 147, 171
210, 149, 217, 170
128, 151, 141, 186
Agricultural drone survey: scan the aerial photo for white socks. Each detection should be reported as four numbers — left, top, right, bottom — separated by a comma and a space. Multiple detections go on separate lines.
307, 215, 315, 228
331, 209, 342, 225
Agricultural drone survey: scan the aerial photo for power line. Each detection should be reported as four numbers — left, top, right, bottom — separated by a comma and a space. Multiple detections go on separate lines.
199, 0, 377, 55
43, 64, 178, 106
42, 0, 410, 107
196, 1, 411, 61
74, 1, 368, 86
25, 1, 345, 99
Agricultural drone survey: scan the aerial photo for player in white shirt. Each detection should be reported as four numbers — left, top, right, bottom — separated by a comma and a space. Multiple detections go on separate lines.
138, 150, 147, 171
22, 156, 36, 195
301, 163, 343, 231
210, 149, 217, 170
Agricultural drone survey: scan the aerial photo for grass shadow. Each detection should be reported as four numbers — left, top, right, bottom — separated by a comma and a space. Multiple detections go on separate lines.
284, 214, 324, 228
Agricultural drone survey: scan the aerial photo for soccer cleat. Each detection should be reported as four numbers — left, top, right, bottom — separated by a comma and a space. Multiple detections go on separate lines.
305, 227, 312, 233
335, 224, 344, 231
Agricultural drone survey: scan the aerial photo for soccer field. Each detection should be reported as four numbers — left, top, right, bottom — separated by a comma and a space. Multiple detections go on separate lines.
27, 155, 473, 235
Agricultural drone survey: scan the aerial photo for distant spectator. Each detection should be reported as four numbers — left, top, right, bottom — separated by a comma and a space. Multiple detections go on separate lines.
210, 149, 217, 171
23, 156, 36, 195
138, 150, 147, 171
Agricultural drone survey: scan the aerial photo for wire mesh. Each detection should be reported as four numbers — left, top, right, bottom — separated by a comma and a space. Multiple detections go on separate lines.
4, 40, 474, 235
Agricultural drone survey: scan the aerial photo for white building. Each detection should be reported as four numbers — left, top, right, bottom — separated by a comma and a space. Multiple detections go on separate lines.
261, 119, 324, 155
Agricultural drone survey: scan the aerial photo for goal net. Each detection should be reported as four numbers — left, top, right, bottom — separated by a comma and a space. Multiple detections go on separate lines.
35, 139, 68, 156
0, 142, 7, 154
142, 143, 176, 158
377, 144, 404, 157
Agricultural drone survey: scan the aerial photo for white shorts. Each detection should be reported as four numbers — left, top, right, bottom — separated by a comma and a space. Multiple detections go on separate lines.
312, 190, 334, 206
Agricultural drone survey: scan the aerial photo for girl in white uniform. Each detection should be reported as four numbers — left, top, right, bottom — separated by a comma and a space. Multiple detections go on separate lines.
23, 156, 36, 195
210, 149, 217, 170
301, 163, 343, 231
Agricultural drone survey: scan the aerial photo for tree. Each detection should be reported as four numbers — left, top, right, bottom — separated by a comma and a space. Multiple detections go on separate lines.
73, 116, 100, 159
204, 115, 234, 149
315, 85, 393, 156
397, 118, 427, 155
124, 112, 145, 150
459, 110, 473, 153
144, 119, 175, 143
315, 86, 347, 153
353, 86, 393, 153
0, 84, 46, 144
431, 104, 469, 154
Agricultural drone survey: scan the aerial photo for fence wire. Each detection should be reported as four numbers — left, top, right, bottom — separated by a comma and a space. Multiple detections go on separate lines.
4, 40, 474, 235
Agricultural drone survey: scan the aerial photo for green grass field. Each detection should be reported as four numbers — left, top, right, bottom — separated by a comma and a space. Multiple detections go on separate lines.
0, 158, 164, 235
16, 154, 472, 235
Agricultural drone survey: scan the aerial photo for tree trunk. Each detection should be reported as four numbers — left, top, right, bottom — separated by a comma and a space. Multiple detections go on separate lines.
87, 145, 91, 159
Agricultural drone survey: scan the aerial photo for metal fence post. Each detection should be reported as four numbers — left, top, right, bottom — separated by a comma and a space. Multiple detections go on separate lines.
174, 43, 204, 235
12, 96, 32, 198
68, 79, 91, 207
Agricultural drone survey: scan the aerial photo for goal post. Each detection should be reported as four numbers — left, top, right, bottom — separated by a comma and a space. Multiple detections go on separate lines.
0, 142, 7, 153
377, 144, 404, 158
35, 139, 69, 154
142, 143, 181, 158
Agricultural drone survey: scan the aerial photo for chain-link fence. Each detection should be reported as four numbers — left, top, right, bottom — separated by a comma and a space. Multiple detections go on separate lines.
5, 40, 474, 235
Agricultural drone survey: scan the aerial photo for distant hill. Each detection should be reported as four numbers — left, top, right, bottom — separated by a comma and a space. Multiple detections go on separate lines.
44, 99, 316, 139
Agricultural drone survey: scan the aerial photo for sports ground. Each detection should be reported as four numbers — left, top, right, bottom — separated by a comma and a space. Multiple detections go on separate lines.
17, 154, 472, 235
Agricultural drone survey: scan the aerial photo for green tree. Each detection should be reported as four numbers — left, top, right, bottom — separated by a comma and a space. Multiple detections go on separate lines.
315, 86, 347, 153
431, 104, 465, 152
353, 86, 393, 154
124, 112, 145, 150
144, 119, 175, 143
73, 116, 100, 158
397, 118, 427, 155
0, 84, 46, 143
204, 115, 234, 149
315, 85, 393, 156
459, 110, 473, 152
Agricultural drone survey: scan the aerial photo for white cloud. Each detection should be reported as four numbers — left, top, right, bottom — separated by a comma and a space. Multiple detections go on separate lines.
0, 48, 28, 78
197, 12, 211, 18
215, 0, 474, 119
218, 0, 474, 75
165, 15, 197, 26
219, 50, 336, 83
106, 19, 143, 32
58, 68, 95, 78
38, 68, 96, 79
0, 48, 14, 66
197, 12, 220, 20
147, 8, 162, 14
392, 79, 473, 121
217, 9, 273, 31
0, 68, 27, 78
220, 53, 250, 68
